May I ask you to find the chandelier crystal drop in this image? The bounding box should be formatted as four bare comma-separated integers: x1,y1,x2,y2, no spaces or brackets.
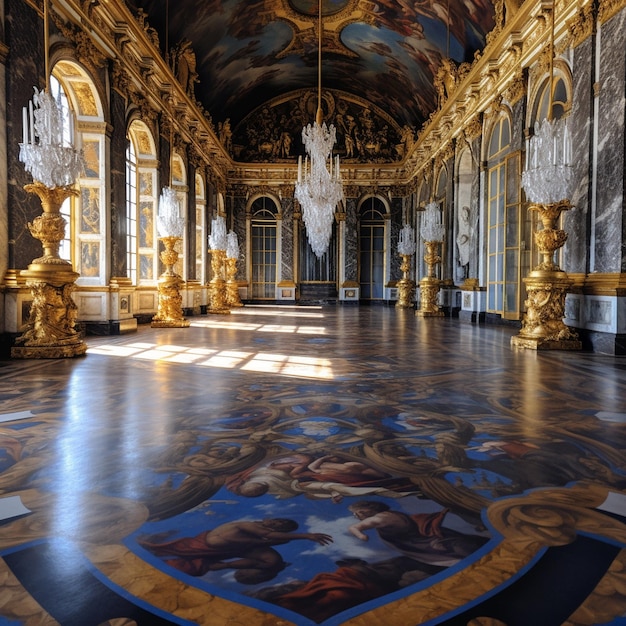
421,201,445,242
19,87,84,189
521,117,574,205
157,186,185,238
293,0,343,259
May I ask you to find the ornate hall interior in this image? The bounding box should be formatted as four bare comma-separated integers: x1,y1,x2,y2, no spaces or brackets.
0,0,626,624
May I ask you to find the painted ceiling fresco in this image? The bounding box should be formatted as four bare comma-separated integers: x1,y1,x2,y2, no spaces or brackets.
128,0,496,161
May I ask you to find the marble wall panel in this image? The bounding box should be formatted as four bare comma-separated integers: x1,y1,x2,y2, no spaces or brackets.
233,196,247,281
595,8,626,273
390,196,402,281
565,37,593,274
344,197,358,283
6,0,45,269
109,89,128,277
280,197,294,283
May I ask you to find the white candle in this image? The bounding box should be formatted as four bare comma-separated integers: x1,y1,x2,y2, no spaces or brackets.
28,101,34,144
22,107,28,144
298,155,302,182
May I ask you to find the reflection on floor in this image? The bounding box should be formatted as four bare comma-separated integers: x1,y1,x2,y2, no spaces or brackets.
1,305,625,626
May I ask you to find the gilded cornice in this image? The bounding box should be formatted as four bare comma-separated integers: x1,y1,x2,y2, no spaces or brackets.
568,1,596,47
599,0,626,24
50,10,107,71
504,71,527,104
463,115,483,141
56,0,229,184
583,272,626,296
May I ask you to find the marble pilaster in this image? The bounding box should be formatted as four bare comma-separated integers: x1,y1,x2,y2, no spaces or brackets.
109,88,128,277
594,8,626,273
232,195,247,282
390,196,402,283
343,197,358,284
564,37,594,273
6,0,44,270
280,196,294,283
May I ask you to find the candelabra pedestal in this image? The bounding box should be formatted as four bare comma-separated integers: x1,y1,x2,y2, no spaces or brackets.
225,257,243,307
511,201,581,350
208,249,230,315
416,240,444,317
396,254,416,308
151,236,190,328
12,182,87,359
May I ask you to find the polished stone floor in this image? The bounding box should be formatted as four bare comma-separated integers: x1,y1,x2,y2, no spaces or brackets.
0,305,625,626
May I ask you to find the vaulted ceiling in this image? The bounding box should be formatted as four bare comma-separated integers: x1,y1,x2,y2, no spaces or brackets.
128,0,496,163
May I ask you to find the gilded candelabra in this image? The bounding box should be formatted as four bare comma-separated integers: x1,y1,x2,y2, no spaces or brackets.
511,201,581,350
208,249,230,314
151,236,190,328
13,86,86,358
225,229,243,307
396,223,416,309
396,254,416,308
12,182,87,358
416,240,445,317
225,257,243,307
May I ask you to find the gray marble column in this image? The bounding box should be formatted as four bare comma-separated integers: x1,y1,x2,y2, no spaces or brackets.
232,195,247,281
390,196,402,281
109,89,128,278
280,196,294,283
594,8,626,273
343,197,358,284
6,0,44,270
564,37,594,273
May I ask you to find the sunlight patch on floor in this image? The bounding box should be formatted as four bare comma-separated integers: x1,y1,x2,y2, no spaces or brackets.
87,343,334,379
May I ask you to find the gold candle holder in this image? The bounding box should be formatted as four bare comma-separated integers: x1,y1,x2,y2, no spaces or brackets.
511,200,580,350
396,253,416,308
208,249,230,314
12,182,87,359
151,236,190,328
416,240,444,317
225,256,244,307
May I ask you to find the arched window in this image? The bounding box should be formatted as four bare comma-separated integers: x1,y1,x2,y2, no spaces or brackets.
486,114,523,319
535,76,569,122
250,196,278,299
126,120,158,285
195,173,206,284
358,196,386,300
51,62,106,286
170,152,187,278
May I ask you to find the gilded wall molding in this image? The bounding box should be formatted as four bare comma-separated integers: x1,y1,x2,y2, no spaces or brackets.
599,0,626,24
584,272,626,296
568,0,596,47
504,70,527,104
463,115,484,142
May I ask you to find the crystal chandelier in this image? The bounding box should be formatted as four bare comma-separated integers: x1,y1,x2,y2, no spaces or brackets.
294,0,343,259
157,186,185,238
520,0,573,205
19,87,84,189
421,201,445,242
209,215,228,251
397,223,416,256
522,118,573,204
